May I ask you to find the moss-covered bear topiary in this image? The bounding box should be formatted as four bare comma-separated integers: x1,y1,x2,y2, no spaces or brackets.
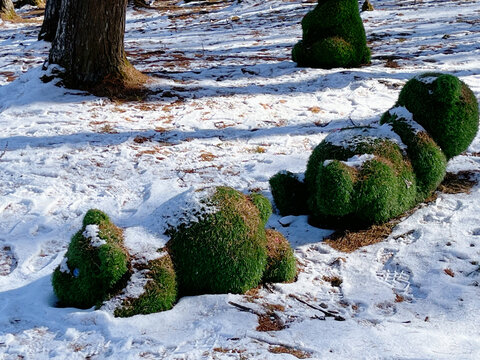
111,253,177,317
52,209,129,308
271,73,479,226
263,229,297,283
167,187,298,296
292,0,370,69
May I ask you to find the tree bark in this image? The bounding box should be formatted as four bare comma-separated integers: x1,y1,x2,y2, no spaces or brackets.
0,0,16,20
49,0,130,87
38,0,61,41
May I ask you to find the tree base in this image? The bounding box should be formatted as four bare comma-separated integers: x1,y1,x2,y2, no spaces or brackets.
88,62,150,100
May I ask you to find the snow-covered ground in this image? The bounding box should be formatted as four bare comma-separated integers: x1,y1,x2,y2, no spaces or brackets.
1,0,480,358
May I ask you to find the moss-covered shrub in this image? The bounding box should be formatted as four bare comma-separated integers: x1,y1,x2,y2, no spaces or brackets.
113,253,177,317
52,209,129,308
263,229,297,283
269,171,308,216
271,73,479,227
292,0,370,69
167,187,269,295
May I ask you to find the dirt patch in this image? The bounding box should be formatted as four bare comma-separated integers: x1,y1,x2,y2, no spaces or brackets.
268,346,312,359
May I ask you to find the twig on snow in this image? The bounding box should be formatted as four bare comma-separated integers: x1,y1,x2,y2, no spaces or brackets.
288,294,346,321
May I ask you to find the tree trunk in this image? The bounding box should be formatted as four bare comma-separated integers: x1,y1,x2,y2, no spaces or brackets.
38,0,61,41
0,0,16,20
49,0,130,87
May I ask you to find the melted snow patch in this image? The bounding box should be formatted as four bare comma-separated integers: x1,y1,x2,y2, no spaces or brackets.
82,225,106,247
325,124,406,150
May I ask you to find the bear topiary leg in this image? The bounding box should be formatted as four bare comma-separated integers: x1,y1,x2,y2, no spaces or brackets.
309,37,355,69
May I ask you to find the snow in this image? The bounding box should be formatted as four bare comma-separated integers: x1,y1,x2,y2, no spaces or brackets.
1,0,480,358
324,123,407,150
82,224,106,247
385,105,426,133
324,154,376,169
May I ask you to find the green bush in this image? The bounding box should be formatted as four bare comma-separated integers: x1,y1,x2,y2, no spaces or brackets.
263,229,297,284
271,73,478,227
114,254,177,317
269,171,308,216
393,73,479,159
306,131,417,225
167,187,268,295
292,0,370,68
52,209,129,308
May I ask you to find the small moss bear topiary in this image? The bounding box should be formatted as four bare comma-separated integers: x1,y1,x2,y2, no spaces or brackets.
112,253,177,318
167,187,298,296
52,209,129,308
263,229,297,283
271,73,479,226
292,0,370,69
167,187,269,295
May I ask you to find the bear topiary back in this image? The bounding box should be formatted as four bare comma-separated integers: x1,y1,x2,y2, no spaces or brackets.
167,187,269,295
292,0,370,68
270,73,479,227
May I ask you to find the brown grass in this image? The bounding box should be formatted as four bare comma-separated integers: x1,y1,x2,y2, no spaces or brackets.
444,268,455,277
325,171,478,252
268,346,311,359
256,312,285,332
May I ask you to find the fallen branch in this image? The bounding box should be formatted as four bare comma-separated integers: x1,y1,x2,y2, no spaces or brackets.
289,294,346,321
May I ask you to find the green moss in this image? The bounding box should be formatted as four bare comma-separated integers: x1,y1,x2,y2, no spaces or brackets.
167,187,268,295
52,209,129,309
314,160,356,217
114,254,177,317
293,0,370,68
269,171,308,216
305,132,417,225
262,229,297,284
394,73,479,159
249,192,272,226
381,108,447,200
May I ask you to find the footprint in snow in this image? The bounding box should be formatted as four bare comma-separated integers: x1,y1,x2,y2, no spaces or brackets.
392,230,421,245
26,240,63,272
375,248,426,301
0,245,18,276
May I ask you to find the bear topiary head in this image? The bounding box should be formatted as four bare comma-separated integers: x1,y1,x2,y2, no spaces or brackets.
392,73,479,159
166,186,268,295
248,192,273,226
52,209,129,308
263,229,297,284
